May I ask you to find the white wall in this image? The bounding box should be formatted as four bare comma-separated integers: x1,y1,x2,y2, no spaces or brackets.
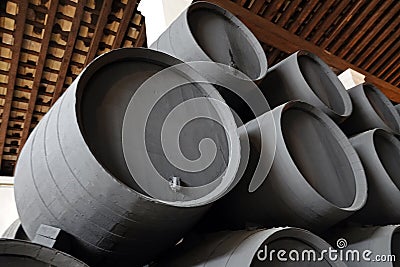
138,0,192,45
0,177,18,235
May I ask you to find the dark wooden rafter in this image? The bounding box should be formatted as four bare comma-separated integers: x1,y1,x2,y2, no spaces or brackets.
112,0,138,49
276,0,301,27
373,43,400,77
20,0,59,149
261,0,285,21
51,0,87,105
338,1,392,58
0,1,29,164
206,0,400,102
300,0,335,39
309,0,349,44
287,0,318,33
361,26,400,70
346,3,400,63
84,0,113,66
320,1,364,49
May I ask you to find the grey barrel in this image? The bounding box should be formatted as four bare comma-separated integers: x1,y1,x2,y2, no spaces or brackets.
328,225,400,267
340,83,400,136
151,1,269,124
157,228,346,266
218,101,367,232
396,104,400,116
259,51,352,123
14,48,241,266
0,238,88,267
349,129,400,225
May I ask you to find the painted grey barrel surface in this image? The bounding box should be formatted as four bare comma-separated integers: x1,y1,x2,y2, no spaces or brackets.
349,129,400,225
0,238,88,267
340,83,400,136
328,225,400,267
1,219,28,240
259,51,352,123
396,104,400,116
218,101,367,232
151,1,269,123
14,48,241,266
157,228,346,266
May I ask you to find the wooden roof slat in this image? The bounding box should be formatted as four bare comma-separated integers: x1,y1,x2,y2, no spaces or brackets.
112,0,138,49
51,0,87,105
371,42,400,76
382,55,400,81
261,0,285,21
20,0,59,149
361,27,400,71
300,0,335,39
309,0,349,44
276,0,301,27
287,0,318,33
84,0,113,66
0,1,28,165
346,4,400,63
338,0,392,58
133,20,146,47
320,1,364,49
249,0,265,15
206,0,400,102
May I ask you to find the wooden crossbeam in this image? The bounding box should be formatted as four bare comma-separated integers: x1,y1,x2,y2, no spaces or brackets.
20,0,59,150
0,1,29,166
51,0,87,106
112,0,138,49
206,0,400,102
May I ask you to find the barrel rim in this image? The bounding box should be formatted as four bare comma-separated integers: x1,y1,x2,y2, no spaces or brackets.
295,50,353,118
362,83,400,133
0,238,88,266
74,47,242,208
277,100,367,211
185,1,268,81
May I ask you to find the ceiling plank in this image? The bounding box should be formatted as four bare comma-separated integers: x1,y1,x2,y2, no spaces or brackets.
361,26,399,71
262,0,285,21
300,0,335,39
346,4,399,63
276,0,301,27
0,1,29,166
309,0,349,44
338,1,392,58
51,0,87,106
249,0,265,14
112,0,138,49
84,0,113,66
287,0,318,33
134,20,146,47
20,0,59,150
320,1,364,49
372,43,400,76
206,0,400,102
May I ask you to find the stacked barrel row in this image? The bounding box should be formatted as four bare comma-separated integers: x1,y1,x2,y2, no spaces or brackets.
3,1,400,266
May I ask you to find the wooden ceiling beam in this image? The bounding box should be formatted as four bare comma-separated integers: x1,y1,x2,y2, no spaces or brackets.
287,0,318,33
112,0,138,49
320,1,364,49
309,1,349,44
205,0,400,102
249,0,265,15
262,0,284,21
347,4,399,63
276,0,301,27
339,1,392,59
20,0,59,149
0,1,28,166
84,0,113,66
300,0,334,39
51,0,86,106
361,26,399,71
373,44,400,76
